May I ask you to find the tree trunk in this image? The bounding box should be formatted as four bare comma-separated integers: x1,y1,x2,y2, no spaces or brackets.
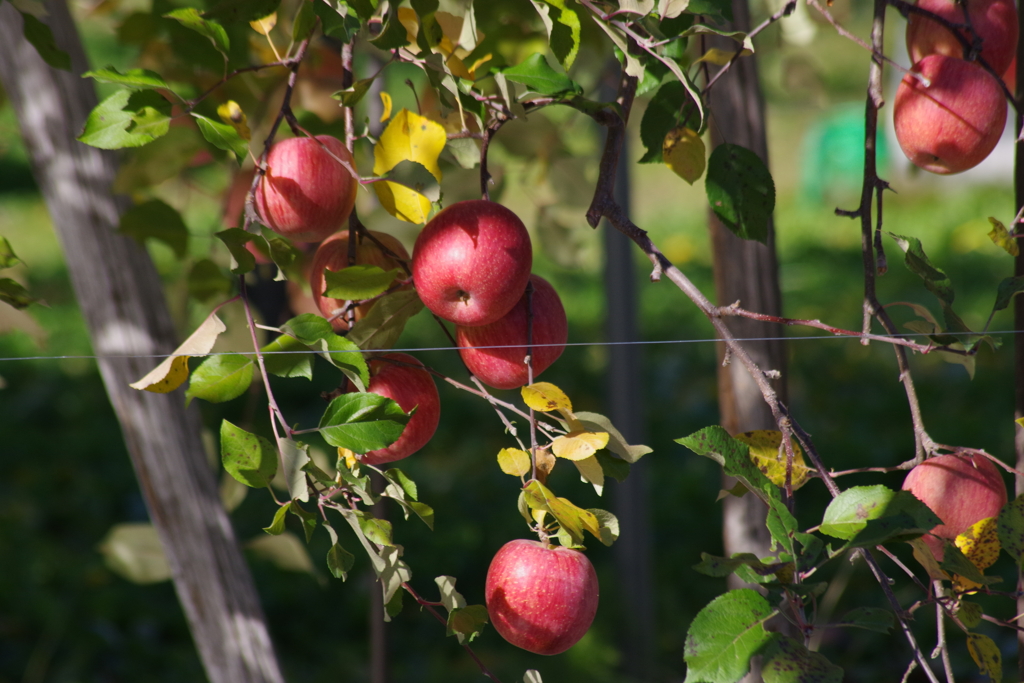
0,5,285,682
706,0,788,588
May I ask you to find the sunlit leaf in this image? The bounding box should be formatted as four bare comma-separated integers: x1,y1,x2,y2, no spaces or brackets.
988,217,1018,256
498,448,531,477
574,455,604,495
953,517,1001,591
373,180,433,224
380,91,393,122
249,12,276,35
185,353,254,404
318,392,411,454
521,382,573,414
130,313,226,392
323,265,400,300
551,430,609,461
163,7,230,57
529,0,580,70
819,485,894,540
373,109,447,184
501,52,581,96
663,126,705,184
220,419,277,488
82,66,169,91
684,589,775,683
0,237,21,269
193,113,249,161
216,100,251,141
576,411,652,463
735,430,812,491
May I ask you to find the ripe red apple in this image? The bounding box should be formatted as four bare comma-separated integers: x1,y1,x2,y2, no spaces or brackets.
893,55,1007,174
355,353,440,466
901,453,1007,561
310,230,411,331
255,135,359,242
906,0,1018,76
412,200,533,327
485,539,599,656
455,274,567,390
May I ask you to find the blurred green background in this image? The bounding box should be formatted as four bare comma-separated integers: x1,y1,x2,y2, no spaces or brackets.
1,1,1020,682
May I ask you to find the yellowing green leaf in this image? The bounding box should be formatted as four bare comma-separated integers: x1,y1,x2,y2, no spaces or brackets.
372,109,446,183
249,12,277,35
521,382,572,413
380,92,393,123
130,313,226,392
498,448,531,477
217,100,251,141
910,538,950,581
988,217,1019,257
967,632,1002,683
552,430,610,461
1016,417,1024,429
663,126,705,185
574,455,604,495
695,47,751,66
735,430,812,490
373,181,432,224
954,517,1001,591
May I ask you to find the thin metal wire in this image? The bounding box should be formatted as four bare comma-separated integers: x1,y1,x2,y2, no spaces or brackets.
0,330,1016,364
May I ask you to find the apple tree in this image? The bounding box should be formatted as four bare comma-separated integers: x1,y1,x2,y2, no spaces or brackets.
3,0,1024,682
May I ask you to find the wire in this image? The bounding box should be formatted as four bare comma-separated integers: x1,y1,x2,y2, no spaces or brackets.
0,330,1011,364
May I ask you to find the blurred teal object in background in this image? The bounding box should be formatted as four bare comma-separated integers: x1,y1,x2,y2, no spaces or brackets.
800,103,890,203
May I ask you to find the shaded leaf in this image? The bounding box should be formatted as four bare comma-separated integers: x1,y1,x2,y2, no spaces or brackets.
19,10,70,70
0,237,21,269
327,541,355,580
220,419,277,488
967,632,1002,683
246,532,316,576
347,289,424,351
833,607,894,634
640,80,699,164
261,333,313,380
998,495,1024,567
692,552,792,580
939,542,1001,587
323,265,400,300
761,635,843,683
706,143,775,244
204,0,282,23
992,276,1024,314
163,8,229,57
98,523,171,584
278,438,310,503
0,279,36,310
677,426,777,504
529,0,580,70
448,605,489,642
263,502,291,535
119,198,189,259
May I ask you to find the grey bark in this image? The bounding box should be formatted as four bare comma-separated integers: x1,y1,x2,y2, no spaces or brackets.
705,0,788,585
0,4,285,682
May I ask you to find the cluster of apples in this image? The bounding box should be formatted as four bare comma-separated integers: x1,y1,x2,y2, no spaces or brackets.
253,135,591,656
893,0,1017,174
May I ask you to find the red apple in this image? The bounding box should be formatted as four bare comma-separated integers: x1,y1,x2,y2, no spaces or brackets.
412,200,533,327
893,55,1007,174
906,0,1018,76
901,453,1007,561
455,274,567,390
1004,56,1016,93
255,135,359,242
485,539,599,656
310,230,411,331
356,353,440,466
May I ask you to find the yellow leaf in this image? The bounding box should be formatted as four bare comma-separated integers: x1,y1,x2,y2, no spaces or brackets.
130,313,226,392
521,381,573,413
217,100,251,141
338,447,358,472
373,180,432,224
967,633,1002,683
250,13,277,35
373,109,446,183
735,430,813,490
379,92,393,123
574,455,604,495
397,7,420,48
988,217,1019,257
1017,417,1024,429
909,538,950,581
663,127,705,185
497,448,531,477
695,47,752,66
552,431,610,461
954,517,1001,591
535,447,556,483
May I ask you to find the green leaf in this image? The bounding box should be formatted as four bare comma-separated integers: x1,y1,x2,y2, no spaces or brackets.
318,393,411,454
987,217,1018,256
997,495,1024,567
261,334,313,380
761,636,843,683
502,53,581,96
327,542,355,580
832,607,894,634
684,589,775,683
333,78,374,107
19,11,70,70
383,468,418,501
278,318,368,388
371,5,409,50
0,237,21,269
448,605,489,642
82,66,170,91
529,0,581,71
323,265,400,300
163,8,229,57
687,0,733,21
220,419,277,488
845,491,941,549
355,511,394,546
78,89,171,149
706,143,775,244
264,502,291,535
185,353,254,404
313,1,360,41
280,313,334,343
766,496,797,558
204,0,282,23
676,426,777,504
346,0,379,21
522,480,601,547
188,259,233,302
940,542,1002,586
692,552,792,580
589,507,620,546
640,81,698,163
119,199,190,259
595,450,630,482
959,601,983,629
113,127,205,193
215,228,257,274
890,233,953,305
292,0,316,40
992,276,1024,314
347,289,424,351
192,114,249,161
820,485,896,540
0,278,37,309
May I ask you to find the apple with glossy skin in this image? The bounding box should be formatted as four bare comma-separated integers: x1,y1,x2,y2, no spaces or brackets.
355,353,440,467
893,54,1007,174
255,135,359,242
485,539,599,656
455,274,567,390
901,453,1007,560
412,200,533,327
906,0,1018,76
310,230,410,331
